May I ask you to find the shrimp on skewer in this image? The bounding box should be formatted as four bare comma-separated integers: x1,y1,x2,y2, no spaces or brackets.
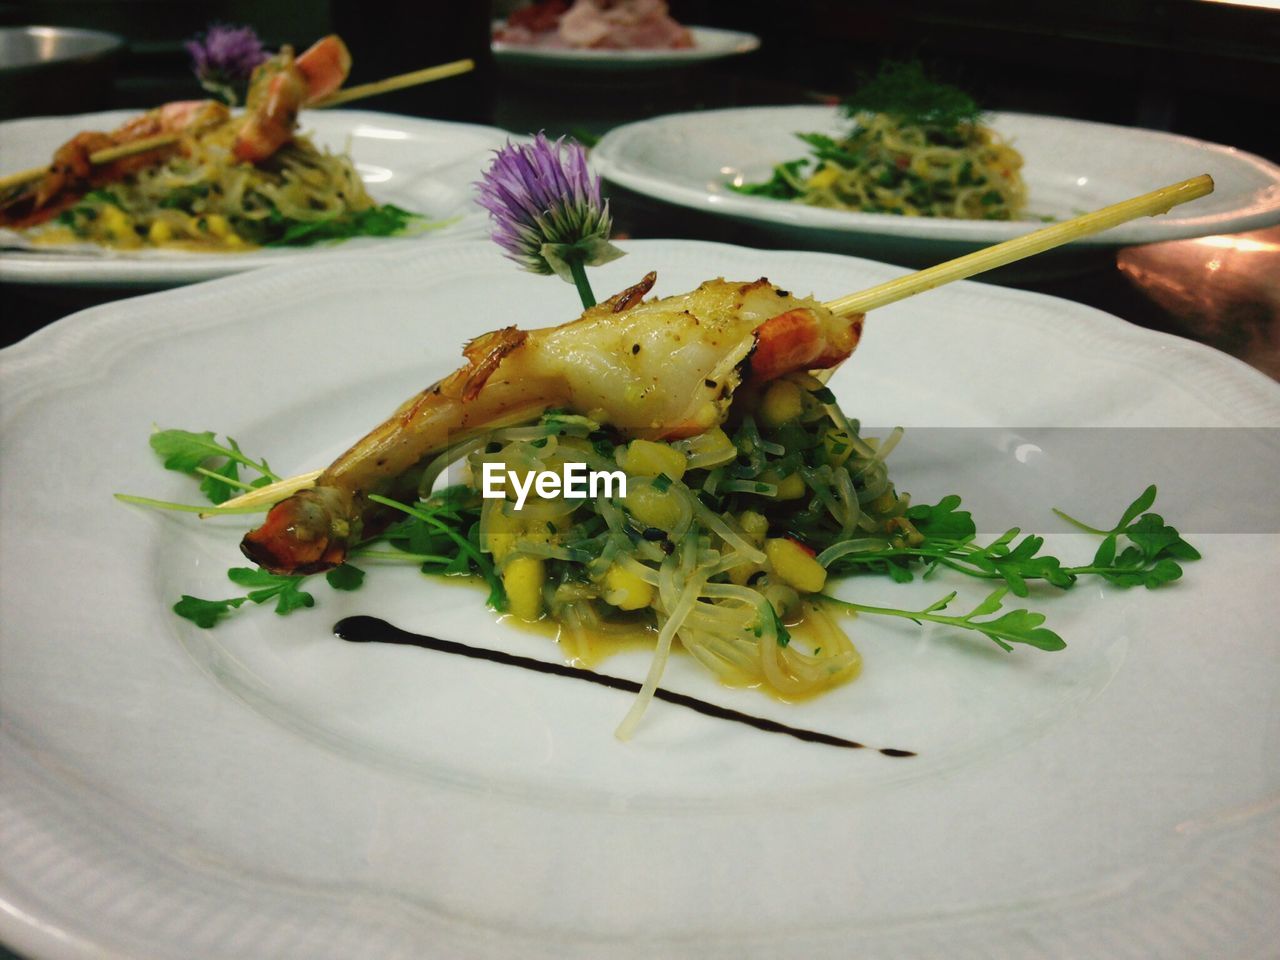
0,100,230,227
0,34,351,227
233,34,351,163
241,275,864,575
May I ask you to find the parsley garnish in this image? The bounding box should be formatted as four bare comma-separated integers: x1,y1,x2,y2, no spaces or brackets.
263,204,424,247
841,61,982,131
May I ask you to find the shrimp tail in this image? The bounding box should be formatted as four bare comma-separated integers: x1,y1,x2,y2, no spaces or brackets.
240,486,353,575
295,34,352,101
749,308,863,380
233,35,352,164
240,326,533,574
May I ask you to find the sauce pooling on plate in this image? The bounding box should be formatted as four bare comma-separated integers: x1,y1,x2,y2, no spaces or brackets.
334,615,915,757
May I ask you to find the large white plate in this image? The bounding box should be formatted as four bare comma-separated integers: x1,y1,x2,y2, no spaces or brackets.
0,109,513,287
492,25,759,69
2,239,1278,959
593,106,1280,266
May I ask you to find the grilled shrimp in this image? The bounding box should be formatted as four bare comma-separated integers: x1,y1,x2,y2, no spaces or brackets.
1,34,350,227
0,100,230,227
233,34,351,163
242,275,863,574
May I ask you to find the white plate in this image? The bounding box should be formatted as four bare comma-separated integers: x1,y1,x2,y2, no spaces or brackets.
593,106,1280,266
492,25,759,69
2,239,1278,960
0,109,514,287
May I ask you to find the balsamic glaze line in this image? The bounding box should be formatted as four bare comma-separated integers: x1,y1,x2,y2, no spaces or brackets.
334,616,916,757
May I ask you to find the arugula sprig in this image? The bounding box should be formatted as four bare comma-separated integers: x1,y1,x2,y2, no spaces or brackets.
149,428,279,505
823,587,1065,652
261,204,440,247
1053,484,1201,588
370,490,507,611
826,486,1198,595
173,564,365,628
825,496,1072,594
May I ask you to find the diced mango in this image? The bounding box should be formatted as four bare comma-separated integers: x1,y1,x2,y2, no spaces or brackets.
765,538,827,594
625,483,683,531
602,564,653,611
502,556,545,621
807,165,840,190
775,473,806,500
738,510,768,544
204,214,232,238
147,220,172,244
761,380,804,427
622,439,687,481
100,204,131,238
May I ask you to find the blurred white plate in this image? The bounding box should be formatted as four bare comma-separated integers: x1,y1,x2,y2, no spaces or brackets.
492,25,759,69
2,239,1277,959
593,106,1280,267
0,109,512,287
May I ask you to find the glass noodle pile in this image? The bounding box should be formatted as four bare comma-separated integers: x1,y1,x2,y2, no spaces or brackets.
402,373,906,736
733,62,1028,221
41,126,411,250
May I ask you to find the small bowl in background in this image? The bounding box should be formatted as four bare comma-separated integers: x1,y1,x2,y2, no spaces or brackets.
0,26,124,120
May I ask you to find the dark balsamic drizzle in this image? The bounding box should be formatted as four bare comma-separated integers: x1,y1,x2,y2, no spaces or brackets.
334,616,916,757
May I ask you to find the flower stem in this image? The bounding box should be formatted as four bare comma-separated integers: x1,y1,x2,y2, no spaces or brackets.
567,254,596,309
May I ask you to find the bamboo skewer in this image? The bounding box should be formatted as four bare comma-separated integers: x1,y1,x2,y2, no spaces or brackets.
201,470,322,517
309,58,474,108
0,58,476,195
822,174,1214,318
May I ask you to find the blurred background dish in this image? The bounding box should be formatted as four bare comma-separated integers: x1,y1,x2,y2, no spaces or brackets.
492,24,759,68
0,109,515,287
0,25,123,119
593,106,1280,277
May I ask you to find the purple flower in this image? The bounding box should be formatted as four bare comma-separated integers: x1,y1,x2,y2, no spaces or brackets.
476,134,623,301
185,24,270,106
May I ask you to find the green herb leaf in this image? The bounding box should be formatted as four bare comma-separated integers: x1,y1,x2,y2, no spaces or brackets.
841,61,982,130
227,567,314,615
263,204,424,247
822,588,1065,653
173,594,246,628
198,458,241,505
150,429,224,473
325,563,366,591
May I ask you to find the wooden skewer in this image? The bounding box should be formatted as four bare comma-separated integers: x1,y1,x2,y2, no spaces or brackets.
309,57,474,108
202,469,322,516
822,174,1214,317
0,57,476,195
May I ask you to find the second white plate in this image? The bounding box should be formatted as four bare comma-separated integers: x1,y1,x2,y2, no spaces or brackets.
593,106,1280,266
0,109,515,287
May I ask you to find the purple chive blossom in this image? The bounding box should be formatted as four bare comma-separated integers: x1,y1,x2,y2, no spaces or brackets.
185,24,270,106
476,134,623,306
